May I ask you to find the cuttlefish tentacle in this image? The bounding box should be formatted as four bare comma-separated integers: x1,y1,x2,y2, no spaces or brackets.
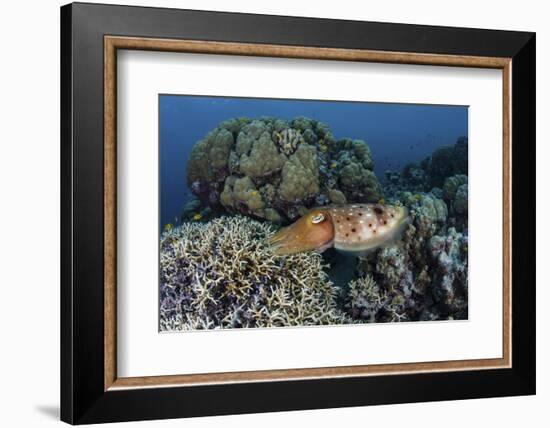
270,204,409,256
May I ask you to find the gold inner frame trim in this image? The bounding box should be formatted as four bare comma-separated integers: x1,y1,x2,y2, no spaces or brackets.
104,35,512,391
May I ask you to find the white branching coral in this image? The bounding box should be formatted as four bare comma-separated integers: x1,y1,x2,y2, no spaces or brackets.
160,216,348,330
345,274,408,323
345,275,386,322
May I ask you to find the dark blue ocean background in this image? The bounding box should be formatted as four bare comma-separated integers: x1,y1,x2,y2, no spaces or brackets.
160,95,467,228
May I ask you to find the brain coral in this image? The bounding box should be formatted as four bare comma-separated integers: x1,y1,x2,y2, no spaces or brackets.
186,116,382,223
159,215,349,330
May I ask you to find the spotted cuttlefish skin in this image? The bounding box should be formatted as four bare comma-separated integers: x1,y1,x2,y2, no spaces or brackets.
269,204,409,256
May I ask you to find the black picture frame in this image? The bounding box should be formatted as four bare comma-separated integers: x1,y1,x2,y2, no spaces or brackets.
61,2,535,424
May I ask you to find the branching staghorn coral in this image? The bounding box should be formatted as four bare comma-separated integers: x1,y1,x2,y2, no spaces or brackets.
160,215,349,330
344,274,408,323
345,275,386,323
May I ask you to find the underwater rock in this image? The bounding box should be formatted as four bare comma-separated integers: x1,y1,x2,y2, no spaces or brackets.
159,216,349,330
186,116,382,223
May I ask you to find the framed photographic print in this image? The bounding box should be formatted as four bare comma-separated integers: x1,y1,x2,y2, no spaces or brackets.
60,2,536,424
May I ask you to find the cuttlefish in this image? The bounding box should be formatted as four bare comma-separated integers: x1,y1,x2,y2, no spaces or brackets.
269,204,409,256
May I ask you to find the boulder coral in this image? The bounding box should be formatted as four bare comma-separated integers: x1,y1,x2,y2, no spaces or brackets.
443,174,468,202
186,116,382,223
278,144,320,202
239,131,287,177
160,215,350,330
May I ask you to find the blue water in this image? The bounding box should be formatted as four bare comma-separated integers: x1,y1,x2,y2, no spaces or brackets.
160,95,468,228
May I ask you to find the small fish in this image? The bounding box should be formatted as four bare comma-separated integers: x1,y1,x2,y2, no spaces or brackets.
250,190,258,196
378,198,385,205
330,162,337,169
193,213,202,221
164,223,174,232
269,203,409,256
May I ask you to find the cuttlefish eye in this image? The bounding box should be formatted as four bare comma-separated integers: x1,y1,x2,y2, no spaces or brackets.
311,213,325,224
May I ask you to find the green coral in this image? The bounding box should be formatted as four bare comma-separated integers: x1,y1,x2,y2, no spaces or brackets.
453,183,468,215
279,144,320,202
220,176,265,215
331,138,381,202
186,127,234,184
219,117,250,134
242,119,268,139
328,188,347,204
235,131,254,156
425,137,468,187
339,164,382,201
336,138,374,170
239,131,286,177
290,116,315,132
187,116,382,223
443,174,468,201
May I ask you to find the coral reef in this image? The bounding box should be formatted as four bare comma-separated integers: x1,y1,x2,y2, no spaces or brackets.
349,180,468,320
345,274,408,323
273,128,304,155
278,144,320,202
428,227,468,318
160,215,349,330
383,137,468,194
174,117,470,326
186,116,382,223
